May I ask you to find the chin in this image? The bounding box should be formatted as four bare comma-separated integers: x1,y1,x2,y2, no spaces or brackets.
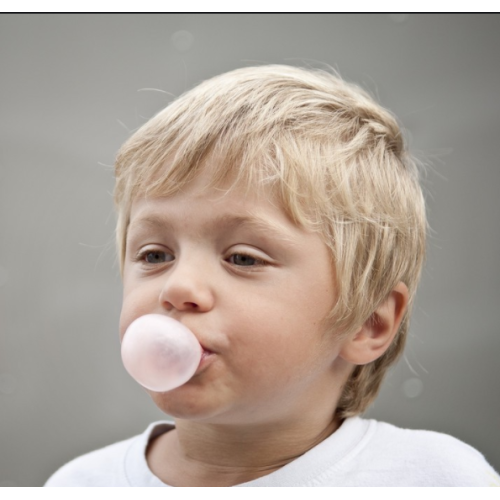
146,381,231,423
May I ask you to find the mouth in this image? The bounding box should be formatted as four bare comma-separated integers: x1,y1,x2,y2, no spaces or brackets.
200,345,214,361
196,345,215,374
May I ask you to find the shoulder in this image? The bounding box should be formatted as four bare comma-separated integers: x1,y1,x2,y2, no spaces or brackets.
45,435,136,487
45,421,173,487
358,419,500,486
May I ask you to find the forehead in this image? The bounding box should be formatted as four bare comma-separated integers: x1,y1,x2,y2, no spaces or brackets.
131,157,287,217
127,170,296,240
123,155,323,250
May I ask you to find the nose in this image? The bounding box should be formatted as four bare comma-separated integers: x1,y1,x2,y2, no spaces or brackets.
158,255,215,313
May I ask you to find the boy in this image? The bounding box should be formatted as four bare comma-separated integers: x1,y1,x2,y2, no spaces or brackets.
46,65,499,486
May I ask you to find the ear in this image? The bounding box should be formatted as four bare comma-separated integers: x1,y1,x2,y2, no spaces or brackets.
339,282,409,366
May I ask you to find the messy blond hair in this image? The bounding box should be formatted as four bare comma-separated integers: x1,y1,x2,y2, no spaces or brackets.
114,65,427,418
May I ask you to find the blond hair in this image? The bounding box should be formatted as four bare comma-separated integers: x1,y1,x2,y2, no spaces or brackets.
114,65,427,418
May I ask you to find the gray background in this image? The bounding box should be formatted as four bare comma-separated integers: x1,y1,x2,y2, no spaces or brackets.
1,14,499,487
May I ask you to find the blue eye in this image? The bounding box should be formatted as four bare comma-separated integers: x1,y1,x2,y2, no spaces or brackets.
229,253,260,266
143,251,173,264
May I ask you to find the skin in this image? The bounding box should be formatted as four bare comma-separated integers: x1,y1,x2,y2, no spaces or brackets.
120,168,409,486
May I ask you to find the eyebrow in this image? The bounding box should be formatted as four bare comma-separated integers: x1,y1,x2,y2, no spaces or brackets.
127,212,296,243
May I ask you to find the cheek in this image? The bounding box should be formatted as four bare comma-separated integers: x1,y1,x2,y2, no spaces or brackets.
271,275,335,336
119,303,133,342
119,283,156,341
119,309,132,342
230,308,317,371
255,286,336,364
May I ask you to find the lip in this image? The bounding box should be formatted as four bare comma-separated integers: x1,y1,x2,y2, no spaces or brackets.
195,347,215,375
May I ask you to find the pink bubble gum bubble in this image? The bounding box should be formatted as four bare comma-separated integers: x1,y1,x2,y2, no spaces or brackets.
121,314,202,392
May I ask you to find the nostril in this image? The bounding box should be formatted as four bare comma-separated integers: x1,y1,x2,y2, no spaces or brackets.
159,281,214,312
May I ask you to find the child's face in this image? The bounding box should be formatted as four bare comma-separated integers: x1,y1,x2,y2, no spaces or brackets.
120,167,349,426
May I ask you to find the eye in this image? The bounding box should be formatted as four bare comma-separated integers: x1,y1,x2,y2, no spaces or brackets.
228,253,265,267
137,249,174,264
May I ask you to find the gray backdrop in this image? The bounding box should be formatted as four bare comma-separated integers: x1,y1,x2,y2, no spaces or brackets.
1,14,499,487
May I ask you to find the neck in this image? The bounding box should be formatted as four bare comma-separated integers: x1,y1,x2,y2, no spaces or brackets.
147,416,341,487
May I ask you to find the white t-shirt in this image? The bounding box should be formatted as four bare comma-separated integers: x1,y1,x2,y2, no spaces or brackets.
45,417,500,487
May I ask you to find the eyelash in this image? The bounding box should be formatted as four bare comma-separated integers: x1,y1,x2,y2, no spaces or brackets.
134,249,173,265
226,252,267,268
134,249,268,269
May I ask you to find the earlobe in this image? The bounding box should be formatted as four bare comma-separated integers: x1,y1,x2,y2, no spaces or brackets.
340,282,409,366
